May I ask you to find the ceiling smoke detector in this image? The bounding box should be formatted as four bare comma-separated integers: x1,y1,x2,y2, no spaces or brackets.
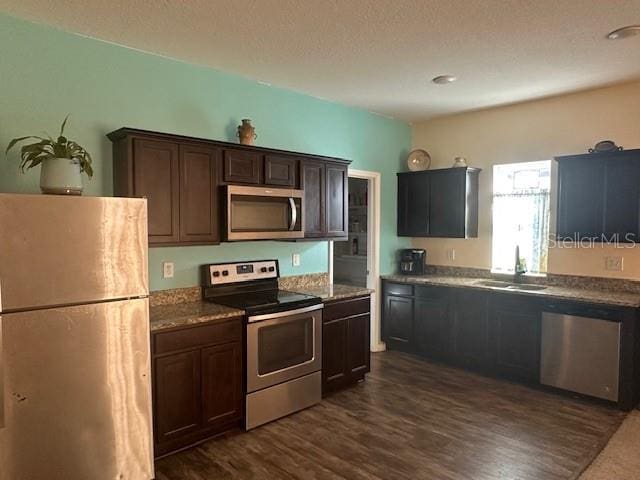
432,75,457,85
606,25,640,40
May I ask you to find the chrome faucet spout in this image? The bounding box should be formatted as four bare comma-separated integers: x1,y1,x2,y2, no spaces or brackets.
514,245,527,282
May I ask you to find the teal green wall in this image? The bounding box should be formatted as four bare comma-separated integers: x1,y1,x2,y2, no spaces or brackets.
0,14,410,290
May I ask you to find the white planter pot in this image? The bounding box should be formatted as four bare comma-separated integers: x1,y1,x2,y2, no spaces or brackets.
40,158,83,195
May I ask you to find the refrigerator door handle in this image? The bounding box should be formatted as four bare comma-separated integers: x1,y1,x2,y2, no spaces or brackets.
0,280,4,429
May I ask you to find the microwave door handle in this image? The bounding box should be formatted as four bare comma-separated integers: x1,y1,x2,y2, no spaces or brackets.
289,197,297,231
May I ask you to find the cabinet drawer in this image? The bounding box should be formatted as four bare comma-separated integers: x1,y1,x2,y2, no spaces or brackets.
153,319,242,355
384,282,413,297
415,285,450,300
324,296,370,322
223,149,262,184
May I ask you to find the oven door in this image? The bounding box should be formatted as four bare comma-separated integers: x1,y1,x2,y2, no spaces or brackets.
246,304,322,393
225,185,304,241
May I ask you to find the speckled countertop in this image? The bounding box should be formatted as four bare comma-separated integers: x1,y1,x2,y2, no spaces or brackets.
149,302,244,332
149,283,372,332
289,283,373,302
382,274,640,308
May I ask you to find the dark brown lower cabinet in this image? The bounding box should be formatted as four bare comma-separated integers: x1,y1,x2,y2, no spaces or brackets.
413,287,451,360
451,290,490,369
322,296,371,395
382,294,413,351
152,318,243,457
488,294,541,381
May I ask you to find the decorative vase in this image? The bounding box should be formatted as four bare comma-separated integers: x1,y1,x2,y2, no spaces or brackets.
40,158,83,195
452,156,468,168
237,119,257,145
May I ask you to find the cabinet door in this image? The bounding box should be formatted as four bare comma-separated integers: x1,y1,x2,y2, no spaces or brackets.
347,313,370,377
429,169,465,237
301,160,325,238
397,173,429,236
451,290,489,368
383,295,413,351
603,157,640,242
557,157,605,239
179,145,220,244
322,317,349,393
489,296,541,381
265,155,298,187
326,163,348,237
132,139,180,244
201,342,243,428
154,351,201,444
223,149,262,184
414,288,451,359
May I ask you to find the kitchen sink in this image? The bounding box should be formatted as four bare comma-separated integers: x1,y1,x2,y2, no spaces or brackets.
475,280,547,291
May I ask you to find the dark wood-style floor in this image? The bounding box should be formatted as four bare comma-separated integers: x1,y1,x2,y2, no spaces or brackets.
155,351,626,480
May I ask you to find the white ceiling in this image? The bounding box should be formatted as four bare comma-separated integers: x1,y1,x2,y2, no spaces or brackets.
2,0,640,122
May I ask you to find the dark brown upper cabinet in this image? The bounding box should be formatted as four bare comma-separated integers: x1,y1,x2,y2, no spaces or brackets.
265,155,298,187
108,128,351,244
556,149,640,242
397,167,480,238
301,160,325,238
179,145,220,244
110,134,219,246
301,160,348,240
223,149,263,184
129,138,180,244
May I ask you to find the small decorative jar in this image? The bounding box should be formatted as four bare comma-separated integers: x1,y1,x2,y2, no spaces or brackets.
237,119,257,145
452,156,468,168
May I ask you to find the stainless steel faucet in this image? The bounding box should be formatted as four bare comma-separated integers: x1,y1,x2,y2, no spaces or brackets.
514,245,527,282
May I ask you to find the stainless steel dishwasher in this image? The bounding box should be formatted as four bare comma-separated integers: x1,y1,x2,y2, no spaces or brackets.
540,303,621,402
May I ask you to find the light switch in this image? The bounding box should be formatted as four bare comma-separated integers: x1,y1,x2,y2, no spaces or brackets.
447,249,456,261
292,253,301,267
163,262,175,279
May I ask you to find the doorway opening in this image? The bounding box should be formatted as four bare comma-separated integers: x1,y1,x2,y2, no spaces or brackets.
329,169,384,352
334,177,368,286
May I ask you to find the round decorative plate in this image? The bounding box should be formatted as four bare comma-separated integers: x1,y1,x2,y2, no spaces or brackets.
407,149,431,171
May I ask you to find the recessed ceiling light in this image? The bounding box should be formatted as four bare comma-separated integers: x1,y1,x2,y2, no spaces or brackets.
606,25,640,40
432,75,457,85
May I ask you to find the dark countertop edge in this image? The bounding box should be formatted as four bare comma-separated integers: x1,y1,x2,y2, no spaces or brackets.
381,275,640,309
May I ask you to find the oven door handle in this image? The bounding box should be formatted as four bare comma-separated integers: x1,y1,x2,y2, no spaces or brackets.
248,303,323,323
288,197,297,231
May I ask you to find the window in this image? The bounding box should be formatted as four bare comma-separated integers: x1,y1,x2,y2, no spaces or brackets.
492,161,551,274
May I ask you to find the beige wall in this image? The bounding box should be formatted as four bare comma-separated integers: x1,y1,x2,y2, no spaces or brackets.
411,80,640,279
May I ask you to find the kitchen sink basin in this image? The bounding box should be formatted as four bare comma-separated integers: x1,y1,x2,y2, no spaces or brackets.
475,280,547,291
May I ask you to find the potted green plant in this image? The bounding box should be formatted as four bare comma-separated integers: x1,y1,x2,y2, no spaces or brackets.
6,116,93,195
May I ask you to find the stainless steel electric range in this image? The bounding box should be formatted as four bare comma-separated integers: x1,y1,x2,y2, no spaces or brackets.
202,260,323,430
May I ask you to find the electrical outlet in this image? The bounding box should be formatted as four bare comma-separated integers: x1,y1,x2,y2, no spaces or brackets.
447,249,456,262
163,262,175,279
605,256,623,272
292,253,301,267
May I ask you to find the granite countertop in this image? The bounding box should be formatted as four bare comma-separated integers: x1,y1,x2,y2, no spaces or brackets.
149,283,371,332
290,283,373,302
382,274,640,308
150,302,244,332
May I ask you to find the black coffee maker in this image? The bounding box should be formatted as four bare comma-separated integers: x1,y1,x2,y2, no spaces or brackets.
399,249,426,275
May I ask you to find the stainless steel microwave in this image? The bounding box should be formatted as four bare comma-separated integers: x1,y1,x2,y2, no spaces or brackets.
224,185,304,241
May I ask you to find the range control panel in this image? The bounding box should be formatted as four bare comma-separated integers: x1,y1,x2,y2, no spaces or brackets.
205,260,279,286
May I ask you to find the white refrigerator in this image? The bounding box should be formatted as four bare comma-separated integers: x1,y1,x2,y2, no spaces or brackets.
0,194,154,480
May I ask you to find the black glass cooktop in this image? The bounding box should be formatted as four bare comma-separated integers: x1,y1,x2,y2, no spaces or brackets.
207,289,321,316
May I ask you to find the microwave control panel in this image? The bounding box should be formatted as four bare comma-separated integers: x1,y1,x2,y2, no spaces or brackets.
205,260,279,286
